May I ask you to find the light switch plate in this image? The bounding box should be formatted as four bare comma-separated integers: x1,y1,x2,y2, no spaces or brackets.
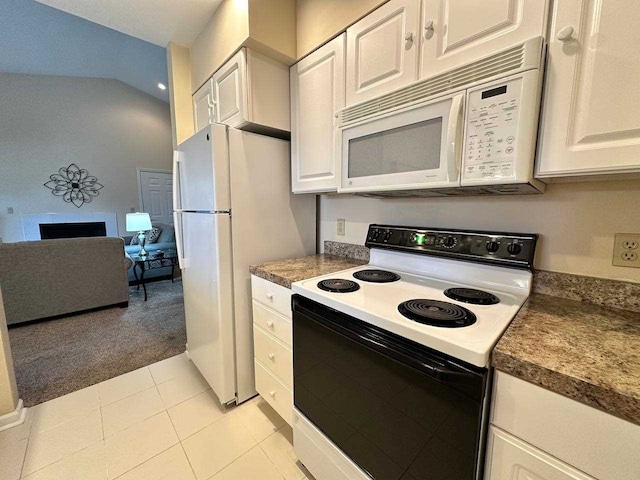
612,233,640,267
337,218,345,236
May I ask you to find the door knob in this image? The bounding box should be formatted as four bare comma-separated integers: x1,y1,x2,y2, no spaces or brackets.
268,353,275,360
424,20,434,32
557,26,574,42
405,32,414,43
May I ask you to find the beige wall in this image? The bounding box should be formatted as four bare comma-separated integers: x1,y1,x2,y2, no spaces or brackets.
296,0,388,58
320,179,640,283
167,43,195,148
248,0,296,63
0,73,173,242
0,289,18,416
190,0,250,92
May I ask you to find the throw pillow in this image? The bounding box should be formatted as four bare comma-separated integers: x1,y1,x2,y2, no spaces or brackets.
146,226,162,244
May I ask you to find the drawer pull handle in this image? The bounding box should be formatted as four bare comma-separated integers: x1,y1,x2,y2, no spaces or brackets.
266,293,274,301
266,320,274,328
268,353,275,360
269,390,276,397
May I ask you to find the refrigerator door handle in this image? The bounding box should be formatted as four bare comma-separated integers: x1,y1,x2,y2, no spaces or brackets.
173,211,185,270
172,151,181,211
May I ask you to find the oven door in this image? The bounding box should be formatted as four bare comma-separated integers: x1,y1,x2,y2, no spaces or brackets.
293,294,489,480
339,92,464,193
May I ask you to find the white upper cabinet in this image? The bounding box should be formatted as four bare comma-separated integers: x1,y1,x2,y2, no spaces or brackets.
291,34,346,193
536,0,640,178
193,79,215,133
346,0,421,106
212,49,247,129
193,48,290,135
419,0,548,79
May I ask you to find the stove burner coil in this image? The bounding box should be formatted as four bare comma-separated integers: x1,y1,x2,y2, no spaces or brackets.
317,279,361,293
352,269,401,283
398,299,476,327
444,288,500,305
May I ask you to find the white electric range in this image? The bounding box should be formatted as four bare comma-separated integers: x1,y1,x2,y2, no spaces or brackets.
290,224,538,480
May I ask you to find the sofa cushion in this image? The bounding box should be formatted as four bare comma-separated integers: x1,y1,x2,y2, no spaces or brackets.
146,226,162,244
157,223,175,243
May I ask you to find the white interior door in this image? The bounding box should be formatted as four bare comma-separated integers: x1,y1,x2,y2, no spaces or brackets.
138,170,173,225
181,211,236,404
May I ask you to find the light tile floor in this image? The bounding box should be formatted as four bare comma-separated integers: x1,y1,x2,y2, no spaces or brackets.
0,353,314,480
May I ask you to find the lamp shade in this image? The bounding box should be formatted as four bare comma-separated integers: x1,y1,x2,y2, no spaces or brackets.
126,212,152,232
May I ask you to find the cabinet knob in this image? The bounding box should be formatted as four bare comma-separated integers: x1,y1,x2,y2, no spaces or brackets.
268,353,275,360
266,293,274,301
405,32,414,44
269,390,276,397
424,20,434,32
557,26,575,42
266,320,274,328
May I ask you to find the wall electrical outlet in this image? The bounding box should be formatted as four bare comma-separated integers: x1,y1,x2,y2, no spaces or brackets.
337,218,346,236
612,233,640,268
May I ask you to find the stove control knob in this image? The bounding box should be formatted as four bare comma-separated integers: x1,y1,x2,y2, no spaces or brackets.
507,243,522,255
383,230,393,241
371,229,381,240
443,236,456,248
486,241,499,253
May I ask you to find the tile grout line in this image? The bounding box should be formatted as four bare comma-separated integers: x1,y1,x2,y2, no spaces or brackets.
165,410,198,480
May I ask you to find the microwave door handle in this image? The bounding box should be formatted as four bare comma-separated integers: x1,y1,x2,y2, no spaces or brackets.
445,93,465,182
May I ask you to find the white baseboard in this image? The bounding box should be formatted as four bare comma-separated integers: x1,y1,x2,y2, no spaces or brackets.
0,399,27,432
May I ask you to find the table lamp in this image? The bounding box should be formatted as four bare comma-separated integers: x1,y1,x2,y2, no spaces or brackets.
126,212,152,256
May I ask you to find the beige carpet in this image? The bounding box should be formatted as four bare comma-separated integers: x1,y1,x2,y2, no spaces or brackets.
9,279,186,407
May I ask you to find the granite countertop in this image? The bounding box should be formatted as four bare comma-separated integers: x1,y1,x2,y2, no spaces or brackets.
493,293,640,425
250,254,367,289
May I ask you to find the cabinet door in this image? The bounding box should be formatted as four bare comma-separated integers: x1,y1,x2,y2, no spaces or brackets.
212,49,248,128
536,0,640,177
346,0,420,106
485,427,596,480
291,34,345,193
193,80,214,133
420,1,547,79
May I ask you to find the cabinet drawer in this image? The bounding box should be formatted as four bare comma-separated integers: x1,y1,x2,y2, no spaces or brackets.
251,275,292,318
253,325,292,387
252,301,292,347
255,360,293,426
485,426,595,480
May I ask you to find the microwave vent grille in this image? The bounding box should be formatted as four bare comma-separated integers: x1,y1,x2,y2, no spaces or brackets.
354,183,543,198
341,42,530,126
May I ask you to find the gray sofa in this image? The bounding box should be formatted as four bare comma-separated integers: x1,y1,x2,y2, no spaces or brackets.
125,223,177,283
0,237,130,326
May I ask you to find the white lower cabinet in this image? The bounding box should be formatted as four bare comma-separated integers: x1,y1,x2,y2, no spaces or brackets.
485,427,595,480
251,275,293,426
488,372,640,480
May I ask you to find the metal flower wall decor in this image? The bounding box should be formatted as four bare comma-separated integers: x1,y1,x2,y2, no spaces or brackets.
44,163,104,208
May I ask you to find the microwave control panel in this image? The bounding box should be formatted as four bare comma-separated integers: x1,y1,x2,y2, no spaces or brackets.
462,77,524,182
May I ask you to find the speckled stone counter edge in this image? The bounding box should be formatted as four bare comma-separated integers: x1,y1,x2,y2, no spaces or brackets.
324,241,370,262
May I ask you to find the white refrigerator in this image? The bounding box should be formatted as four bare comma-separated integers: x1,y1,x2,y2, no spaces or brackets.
173,124,315,405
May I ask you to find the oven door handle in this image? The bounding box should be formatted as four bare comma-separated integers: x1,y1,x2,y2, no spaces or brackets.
294,299,483,386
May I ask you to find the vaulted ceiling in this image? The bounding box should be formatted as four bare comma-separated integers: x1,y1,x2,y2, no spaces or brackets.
34,0,224,47
1,0,172,101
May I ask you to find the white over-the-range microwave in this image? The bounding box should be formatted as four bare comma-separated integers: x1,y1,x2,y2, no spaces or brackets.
337,37,546,197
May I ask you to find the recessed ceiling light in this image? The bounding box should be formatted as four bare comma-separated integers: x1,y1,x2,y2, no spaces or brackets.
157,83,167,90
